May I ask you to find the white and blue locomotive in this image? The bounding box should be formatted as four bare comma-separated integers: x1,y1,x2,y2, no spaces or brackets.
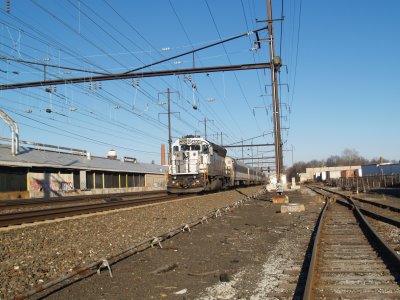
167,136,265,193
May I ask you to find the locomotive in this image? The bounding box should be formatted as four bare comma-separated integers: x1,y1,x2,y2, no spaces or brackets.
167,135,265,193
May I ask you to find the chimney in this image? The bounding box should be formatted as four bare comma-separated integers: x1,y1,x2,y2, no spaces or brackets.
161,144,166,165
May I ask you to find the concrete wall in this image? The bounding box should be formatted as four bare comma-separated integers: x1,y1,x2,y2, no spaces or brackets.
28,172,74,198
0,191,30,200
145,173,167,188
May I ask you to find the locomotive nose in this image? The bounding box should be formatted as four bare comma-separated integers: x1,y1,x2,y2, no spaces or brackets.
181,178,189,188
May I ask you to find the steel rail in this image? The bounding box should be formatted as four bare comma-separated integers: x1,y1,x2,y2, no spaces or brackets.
0,194,180,227
0,190,167,209
315,186,400,227
303,186,400,299
352,195,400,213
357,206,400,228
345,196,400,269
302,189,330,300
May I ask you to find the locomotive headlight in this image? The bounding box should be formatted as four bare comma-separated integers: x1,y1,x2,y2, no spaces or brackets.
173,176,177,179
193,175,196,179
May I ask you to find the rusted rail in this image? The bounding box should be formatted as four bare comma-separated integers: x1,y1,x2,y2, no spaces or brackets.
0,194,181,227
303,187,400,299
0,190,167,209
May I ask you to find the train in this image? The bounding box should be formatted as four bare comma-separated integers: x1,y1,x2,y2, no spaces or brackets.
167,135,265,193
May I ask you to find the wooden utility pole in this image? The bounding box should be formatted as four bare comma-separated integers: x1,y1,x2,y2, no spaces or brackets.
267,0,283,183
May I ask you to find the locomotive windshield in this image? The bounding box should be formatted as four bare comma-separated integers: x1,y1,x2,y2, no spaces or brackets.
181,145,201,151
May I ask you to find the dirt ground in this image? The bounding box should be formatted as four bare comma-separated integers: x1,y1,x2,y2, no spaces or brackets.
37,188,324,300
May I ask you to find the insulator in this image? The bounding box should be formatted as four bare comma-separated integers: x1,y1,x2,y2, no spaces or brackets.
6,0,10,13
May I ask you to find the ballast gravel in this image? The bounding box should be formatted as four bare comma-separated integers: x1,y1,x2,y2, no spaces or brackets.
0,186,263,299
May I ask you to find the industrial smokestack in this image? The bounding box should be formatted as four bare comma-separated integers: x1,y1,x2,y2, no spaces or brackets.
161,144,166,165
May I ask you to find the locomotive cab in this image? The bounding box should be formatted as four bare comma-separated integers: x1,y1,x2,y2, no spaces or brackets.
167,136,225,193
167,135,263,194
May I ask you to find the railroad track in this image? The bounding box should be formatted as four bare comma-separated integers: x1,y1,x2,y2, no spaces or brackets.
351,196,400,226
311,186,400,226
0,190,167,210
0,194,182,227
304,187,400,299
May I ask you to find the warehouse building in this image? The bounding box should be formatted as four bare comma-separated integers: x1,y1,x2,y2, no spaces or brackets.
299,166,361,182
0,144,167,200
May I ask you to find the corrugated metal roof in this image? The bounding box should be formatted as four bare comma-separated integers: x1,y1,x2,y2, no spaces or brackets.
0,145,167,174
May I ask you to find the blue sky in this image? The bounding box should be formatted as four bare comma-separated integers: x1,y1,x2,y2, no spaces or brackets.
0,0,399,169
290,0,400,164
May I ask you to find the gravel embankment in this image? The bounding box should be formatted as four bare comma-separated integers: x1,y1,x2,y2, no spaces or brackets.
0,186,263,299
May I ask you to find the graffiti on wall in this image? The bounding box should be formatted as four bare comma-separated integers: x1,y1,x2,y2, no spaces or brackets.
29,178,58,192
28,173,74,193
61,181,74,191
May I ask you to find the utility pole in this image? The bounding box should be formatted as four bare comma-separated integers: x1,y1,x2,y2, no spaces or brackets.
267,0,283,183
199,118,214,140
241,139,244,159
216,132,225,145
158,89,179,166
203,117,207,139
167,88,172,166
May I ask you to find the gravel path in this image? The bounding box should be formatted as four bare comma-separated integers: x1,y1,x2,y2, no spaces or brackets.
0,186,263,299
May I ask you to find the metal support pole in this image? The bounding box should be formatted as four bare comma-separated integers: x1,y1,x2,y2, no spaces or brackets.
199,118,213,140
241,139,244,159
267,0,283,183
204,117,207,139
167,88,172,166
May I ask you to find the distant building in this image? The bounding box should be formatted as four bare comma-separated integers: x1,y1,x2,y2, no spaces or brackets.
0,144,167,200
362,163,400,176
303,166,361,182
